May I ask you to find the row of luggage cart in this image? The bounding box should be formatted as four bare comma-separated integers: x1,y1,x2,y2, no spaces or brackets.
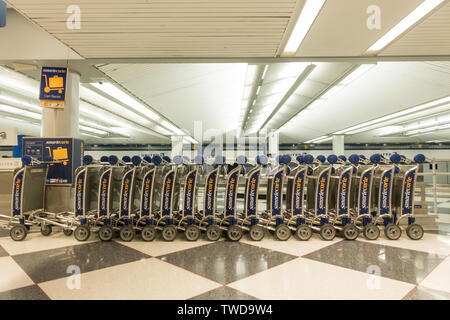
0,151,427,242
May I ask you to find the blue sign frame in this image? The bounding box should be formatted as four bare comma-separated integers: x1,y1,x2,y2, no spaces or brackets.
39,67,68,103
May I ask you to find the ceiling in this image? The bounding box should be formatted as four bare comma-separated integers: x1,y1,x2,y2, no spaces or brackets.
0,0,449,147
5,0,304,58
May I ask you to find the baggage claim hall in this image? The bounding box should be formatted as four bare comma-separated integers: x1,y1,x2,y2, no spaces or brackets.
0,0,449,301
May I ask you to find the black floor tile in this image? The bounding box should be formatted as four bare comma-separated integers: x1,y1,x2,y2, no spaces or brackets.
13,241,151,283
303,240,446,285
0,246,8,257
0,285,49,300
404,286,450,300
190,286,257,300
158,241,297,284
0,230,10,238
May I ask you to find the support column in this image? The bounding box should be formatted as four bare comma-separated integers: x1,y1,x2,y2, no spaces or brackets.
268,130,279,157
332,135,345,155
41,71,80,137
171,135,184,158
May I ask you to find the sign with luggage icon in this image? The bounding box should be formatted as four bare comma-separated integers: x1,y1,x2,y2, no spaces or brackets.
39,67,68,109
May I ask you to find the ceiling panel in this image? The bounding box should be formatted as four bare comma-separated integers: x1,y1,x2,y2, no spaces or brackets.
295,0,423,56
98,63,248,138
7,0,304,58
280,61,450,143
381,1,450,56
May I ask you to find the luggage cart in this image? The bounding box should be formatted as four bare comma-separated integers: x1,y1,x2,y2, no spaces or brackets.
304,155,336,240
374,153,426,240
238,155,269,241
107,156,141,242
175,155,204,241
155,155,189,241
327,155,360,240
198,155,225,241
129,156,159,242
71,155,115,241
219,155,246,241
285,154,315,240
0,156,50,241
349,154,381,240
254,155,292,241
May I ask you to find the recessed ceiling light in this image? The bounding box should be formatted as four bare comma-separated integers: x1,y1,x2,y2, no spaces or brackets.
283,0,326,55
366,0,444,53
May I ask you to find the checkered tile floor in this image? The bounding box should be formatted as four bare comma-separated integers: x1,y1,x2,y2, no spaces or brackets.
0,230,449,300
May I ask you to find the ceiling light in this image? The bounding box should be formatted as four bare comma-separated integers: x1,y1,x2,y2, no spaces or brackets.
366,0,444,53
0,67,38,96
304,135,330,143
261,65,269,80
79,125,107,136
91,82,160,121
81,133,102,139
160,120,184,135
340,64,376,85
283,0,326,55
0,103,41,119
334,96,450,135
183,136,198,144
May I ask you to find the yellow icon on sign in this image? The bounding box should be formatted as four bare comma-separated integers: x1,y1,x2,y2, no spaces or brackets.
43,74,64,94
46,147,69,165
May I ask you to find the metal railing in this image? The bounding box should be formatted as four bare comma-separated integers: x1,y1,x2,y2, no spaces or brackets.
417,158,450,215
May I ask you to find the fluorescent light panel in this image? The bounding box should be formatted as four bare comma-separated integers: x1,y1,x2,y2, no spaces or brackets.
284,0,326,54
366,0,444,53
304,135,329,143
91,83,160,121
334,96,450,135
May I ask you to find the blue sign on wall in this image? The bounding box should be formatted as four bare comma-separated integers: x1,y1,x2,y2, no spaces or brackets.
39,67,68,108
0,1,6,28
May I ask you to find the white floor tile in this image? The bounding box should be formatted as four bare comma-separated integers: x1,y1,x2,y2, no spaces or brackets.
115,236,218,257
39,258,221,300
0,257,34,292
358,233,450,256
228,258,414,300
241,235,343,257
420,257,450,293
0,232,97,256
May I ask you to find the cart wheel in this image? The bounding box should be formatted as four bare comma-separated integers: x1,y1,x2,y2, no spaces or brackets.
185,225,200,241
249,225,265,241
162,225,177,241
10,225,27,241
206,225,221,241
141,225,157,242
74,225,90,241
342,223,358,240
295,225,312,241
119,225,135,242
384,223,402,240
320,224,336,241
406,223,424,240
363,223,380,240
63,229,73,236
40,224,52,236
98,225,114,241
275,224,291,241
227,225,243,241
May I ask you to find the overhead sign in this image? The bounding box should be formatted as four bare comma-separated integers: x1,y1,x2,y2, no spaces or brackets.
0,1,6,28
39,67,68,109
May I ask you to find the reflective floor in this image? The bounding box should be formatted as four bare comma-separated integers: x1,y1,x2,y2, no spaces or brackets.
0,228,449,300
